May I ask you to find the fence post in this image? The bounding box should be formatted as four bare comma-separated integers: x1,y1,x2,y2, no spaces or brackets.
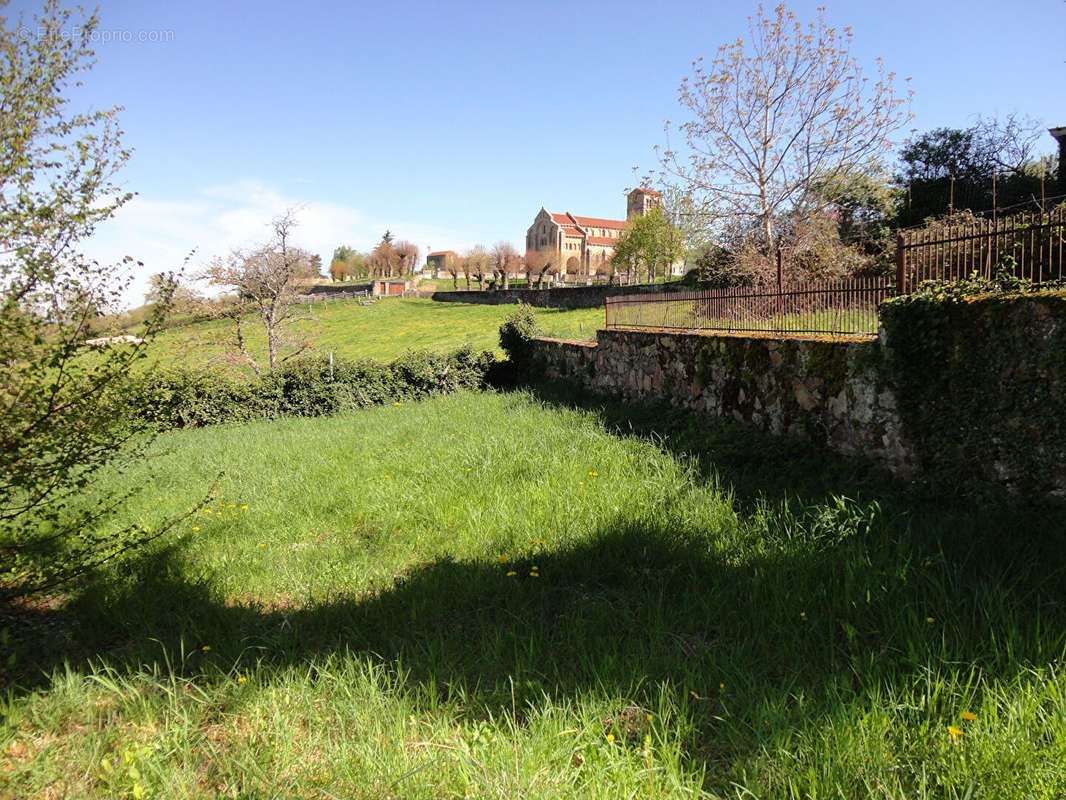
895,233,906,294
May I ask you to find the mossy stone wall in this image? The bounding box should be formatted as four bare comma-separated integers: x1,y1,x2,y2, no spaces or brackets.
530,292,1066,496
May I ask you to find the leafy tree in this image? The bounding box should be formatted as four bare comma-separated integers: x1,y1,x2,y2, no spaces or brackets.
610,207,685,282
897,115,1056,225
203,210,313,374
381,230,394,245
1,3,180,597
658,3,910,252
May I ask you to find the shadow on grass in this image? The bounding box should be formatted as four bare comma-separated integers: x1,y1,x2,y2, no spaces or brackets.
4,391,1066,789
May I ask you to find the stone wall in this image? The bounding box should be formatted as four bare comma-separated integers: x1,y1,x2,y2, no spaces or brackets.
528,291,1066,495
529,330,915,474
431,281,697,310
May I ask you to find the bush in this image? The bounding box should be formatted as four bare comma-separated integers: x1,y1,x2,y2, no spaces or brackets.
131,346,498,429
498,304,542,371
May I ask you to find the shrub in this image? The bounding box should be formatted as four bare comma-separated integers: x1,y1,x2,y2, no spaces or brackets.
498,304,542,370
131,346,498,429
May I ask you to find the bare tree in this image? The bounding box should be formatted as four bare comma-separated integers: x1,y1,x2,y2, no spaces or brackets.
658,3,910,252
394,240,420,275
203,210,312,373
367,240,402,278
491,242,519,290
525,249,558,290
464,246,491,290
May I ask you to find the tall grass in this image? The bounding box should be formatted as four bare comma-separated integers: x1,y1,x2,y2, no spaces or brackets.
2,391,1064,798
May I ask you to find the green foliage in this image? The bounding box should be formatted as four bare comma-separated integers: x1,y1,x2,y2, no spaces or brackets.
610,207,685,282
0,3,179,598
497,303,542,369
880,285,1066,492
132,347,498,429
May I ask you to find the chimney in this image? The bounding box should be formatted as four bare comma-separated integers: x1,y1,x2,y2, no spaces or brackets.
1050,127,1066,186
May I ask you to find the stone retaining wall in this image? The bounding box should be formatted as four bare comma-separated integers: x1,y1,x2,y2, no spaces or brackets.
530,330,915,474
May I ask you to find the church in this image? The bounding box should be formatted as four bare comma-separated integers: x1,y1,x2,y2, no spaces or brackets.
525,188,662,274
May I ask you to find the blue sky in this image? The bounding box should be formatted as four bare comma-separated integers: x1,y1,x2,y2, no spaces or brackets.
8,0,1065,302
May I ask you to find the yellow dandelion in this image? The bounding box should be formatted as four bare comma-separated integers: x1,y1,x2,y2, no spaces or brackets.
201,645,211,652
506,571,517,577
204,509,213,514
394,401,403,406
719,683,724,690
578,481,584,486
606,733,615,742
192,526,200,531
646,713,654,721
529,573,539,578
257,543,265,548
947,725,963,741
241,505,248,510
961,711,977,721
800,611,806,618
237,676,247,684
926,617,935,623
465,467,472,472
532,565,539,570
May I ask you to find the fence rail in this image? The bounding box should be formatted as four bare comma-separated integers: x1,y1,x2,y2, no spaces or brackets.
897,205,1066,292
605,278,893,337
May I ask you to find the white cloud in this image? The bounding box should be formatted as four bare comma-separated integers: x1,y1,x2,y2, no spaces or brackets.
84,180,473,307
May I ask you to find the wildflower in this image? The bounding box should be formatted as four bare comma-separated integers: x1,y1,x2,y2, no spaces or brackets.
384,474,390,478
947,725,963,741
202,645,211,652
529,572,539,578
394,401,403,406
719,683,724,690
241,505,248,510
646,713,653,721
578,481,584,486
926,617,935,623
237,676,247,684
257,543,265,548
800,611,806,619
465,467,471,472
506,571,517,577
606,733,615,742
588,471,599,477
532,565,539,570
192,526,200,531
961,711,977,721
204,509,213,514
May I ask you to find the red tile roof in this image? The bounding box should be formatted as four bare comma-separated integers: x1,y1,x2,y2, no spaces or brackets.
586,236,616,246
428,250,456,257
632,187,662,196
572,215,627,229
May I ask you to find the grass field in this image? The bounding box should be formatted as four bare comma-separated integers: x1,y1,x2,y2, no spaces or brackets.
3,391,1065,798
146,298,603,372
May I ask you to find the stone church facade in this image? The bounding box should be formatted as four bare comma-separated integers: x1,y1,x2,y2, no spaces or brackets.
525,188,662,274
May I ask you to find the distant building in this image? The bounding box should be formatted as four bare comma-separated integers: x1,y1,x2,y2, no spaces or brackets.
426,250,459,278
525,188,662,275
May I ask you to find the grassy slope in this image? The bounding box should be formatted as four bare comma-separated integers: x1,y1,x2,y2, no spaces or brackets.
146,297,602,372
3,392,1065,798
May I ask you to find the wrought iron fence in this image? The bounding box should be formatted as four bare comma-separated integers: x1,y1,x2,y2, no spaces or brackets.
897,205,1066,292
604,278,893,337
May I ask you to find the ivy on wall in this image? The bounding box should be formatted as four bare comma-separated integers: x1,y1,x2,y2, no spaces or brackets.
879,282,1066,494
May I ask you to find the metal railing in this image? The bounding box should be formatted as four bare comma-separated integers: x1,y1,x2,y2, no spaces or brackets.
897,205,1066,292
604,277,893,337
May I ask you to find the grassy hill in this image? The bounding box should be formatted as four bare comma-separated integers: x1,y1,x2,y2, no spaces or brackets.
145,297,602,372
4,391,1064,797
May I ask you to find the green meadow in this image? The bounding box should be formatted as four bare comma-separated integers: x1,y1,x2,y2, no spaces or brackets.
146,297,602,372
3,391,1065,798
